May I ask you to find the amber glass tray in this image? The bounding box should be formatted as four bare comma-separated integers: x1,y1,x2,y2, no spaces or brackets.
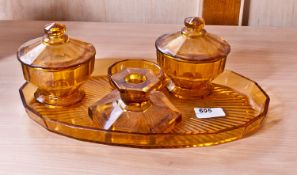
19,59,269,148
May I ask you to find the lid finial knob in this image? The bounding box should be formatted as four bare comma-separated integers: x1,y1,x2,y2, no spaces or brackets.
43,23,68,44
182,17,205,36
44,23,66,37
184,17,205,31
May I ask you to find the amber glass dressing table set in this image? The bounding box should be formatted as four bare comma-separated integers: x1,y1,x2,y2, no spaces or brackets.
17,17,269,148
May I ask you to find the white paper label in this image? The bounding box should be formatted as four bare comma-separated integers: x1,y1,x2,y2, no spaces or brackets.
167,80,175,91
194,108,226,119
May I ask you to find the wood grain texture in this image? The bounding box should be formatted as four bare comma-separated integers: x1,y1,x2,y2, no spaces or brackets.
0,0,202,24
1,0,297,26
147,0,201,24
202,0,242,25
0,20,296,174
247,0,297,27
0,0,107,21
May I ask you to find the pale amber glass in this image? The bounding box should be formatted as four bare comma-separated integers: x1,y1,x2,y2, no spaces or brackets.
89,63,181,133
155,17,230,99
107,59,165,90
19,59,269,148
17,23,96,106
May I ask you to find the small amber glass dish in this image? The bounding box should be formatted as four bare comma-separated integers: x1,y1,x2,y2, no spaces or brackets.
17,23,96,106
108,59,165,90
156,17,230,99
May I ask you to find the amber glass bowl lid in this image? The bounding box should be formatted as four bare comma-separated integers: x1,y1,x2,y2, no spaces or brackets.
155,17,231,62
17,23,96,70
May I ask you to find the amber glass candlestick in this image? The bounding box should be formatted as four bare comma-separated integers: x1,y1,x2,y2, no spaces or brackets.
107,59,165,90
17,23,96,106
89,65,181,133
156,17,231,99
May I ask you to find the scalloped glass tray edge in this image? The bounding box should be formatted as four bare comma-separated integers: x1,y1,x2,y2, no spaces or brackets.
19,59,270,148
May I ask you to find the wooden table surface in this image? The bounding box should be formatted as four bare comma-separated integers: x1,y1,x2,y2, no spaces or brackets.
0,21,296,175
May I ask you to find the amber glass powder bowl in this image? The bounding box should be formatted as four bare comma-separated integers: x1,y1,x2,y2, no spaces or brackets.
155,17,230,99
17,23,96,106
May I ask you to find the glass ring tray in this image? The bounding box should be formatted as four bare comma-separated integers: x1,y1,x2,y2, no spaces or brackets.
19,59,269,148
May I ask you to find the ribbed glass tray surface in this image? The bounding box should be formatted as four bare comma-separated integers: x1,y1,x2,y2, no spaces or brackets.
20,59,269,148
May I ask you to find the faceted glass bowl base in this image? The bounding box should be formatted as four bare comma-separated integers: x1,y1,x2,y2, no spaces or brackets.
19,59,269,148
